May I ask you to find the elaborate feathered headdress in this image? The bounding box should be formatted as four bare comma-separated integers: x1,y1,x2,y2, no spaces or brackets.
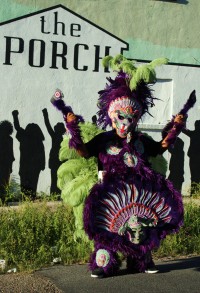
97,54,168,129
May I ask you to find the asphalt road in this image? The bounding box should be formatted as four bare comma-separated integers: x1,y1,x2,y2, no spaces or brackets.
36,256,200,293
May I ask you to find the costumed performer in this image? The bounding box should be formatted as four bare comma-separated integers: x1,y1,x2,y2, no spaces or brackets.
51,54,196,278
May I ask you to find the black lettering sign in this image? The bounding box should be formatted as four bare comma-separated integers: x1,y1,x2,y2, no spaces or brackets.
53,11,66,36
93,45,111,72
50,41,68,69
29,39,45,67
71,24,81,37
40,16,50,34
74,44,89,71
3,36,24,65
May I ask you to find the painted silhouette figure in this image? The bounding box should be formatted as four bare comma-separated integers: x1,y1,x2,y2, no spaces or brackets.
182,120,200,189
42,108,65,195
12,110,45,200
92,115,97,125
168,137,184,192
0,120,15,203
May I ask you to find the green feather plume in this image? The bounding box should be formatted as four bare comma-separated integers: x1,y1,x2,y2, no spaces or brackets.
59,122,103,162
62,171,97,207
149,58,169,68
59,137,79,161
120,60,137,75
102,54,168,90
57,122,102,241
143,132,168,175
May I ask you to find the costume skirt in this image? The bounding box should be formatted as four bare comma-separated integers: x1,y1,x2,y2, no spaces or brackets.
83,173,183,258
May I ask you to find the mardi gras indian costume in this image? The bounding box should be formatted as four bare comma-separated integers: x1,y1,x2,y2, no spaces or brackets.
52,55,196,278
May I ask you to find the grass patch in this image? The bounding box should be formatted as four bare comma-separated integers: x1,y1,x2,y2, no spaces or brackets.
155,201,200,258
0,198,199,273
0,201,93,273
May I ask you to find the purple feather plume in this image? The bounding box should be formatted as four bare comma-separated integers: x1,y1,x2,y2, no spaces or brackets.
51,98,73,116
51,89,84,149
179,90,196,116
162,90,196,139
50,89,84,122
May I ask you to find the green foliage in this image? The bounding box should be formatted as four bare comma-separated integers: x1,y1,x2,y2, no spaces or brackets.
155,201,200,258
189,182,200,198
0,200,199,273
0,201,93,272
0,176,61,206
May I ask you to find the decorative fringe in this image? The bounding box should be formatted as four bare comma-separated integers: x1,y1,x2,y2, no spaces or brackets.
51,89,85,150
179,90,196,116
51,98,73,117
66,121,84,150
89,245,121,276
163,123,184,147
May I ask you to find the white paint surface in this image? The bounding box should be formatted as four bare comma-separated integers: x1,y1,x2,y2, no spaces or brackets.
0,5,199,195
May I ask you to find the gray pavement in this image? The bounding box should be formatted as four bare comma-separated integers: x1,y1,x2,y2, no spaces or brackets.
36,256,200,293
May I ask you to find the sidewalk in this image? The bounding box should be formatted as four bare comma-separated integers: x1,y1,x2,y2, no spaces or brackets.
36,256,200,293
0,256,199,293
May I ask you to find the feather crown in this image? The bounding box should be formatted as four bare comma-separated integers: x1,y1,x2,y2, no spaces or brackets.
97,54,168,129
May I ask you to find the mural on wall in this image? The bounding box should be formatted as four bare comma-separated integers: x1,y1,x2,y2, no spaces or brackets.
42,108,65,195
12,110,45,200
0,4,128,198
168,137,185,192
182,121,200,191
0,120,15,203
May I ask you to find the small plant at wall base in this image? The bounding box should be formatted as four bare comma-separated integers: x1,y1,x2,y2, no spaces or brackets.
0,176,61,206
189,182,200,198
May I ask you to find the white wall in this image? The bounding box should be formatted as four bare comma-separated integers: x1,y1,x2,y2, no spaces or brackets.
139,63,200,195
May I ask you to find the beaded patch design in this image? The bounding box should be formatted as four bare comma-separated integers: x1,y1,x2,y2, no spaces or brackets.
123,152,138,167
96,249,110,267
95,182,172,236
106,144,122,155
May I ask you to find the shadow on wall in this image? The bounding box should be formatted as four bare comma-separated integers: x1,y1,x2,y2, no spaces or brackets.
0,120,15,203
0,110,66,201
182,120,200,191
12,110,45,200
42,108,65,195
168,137,184,192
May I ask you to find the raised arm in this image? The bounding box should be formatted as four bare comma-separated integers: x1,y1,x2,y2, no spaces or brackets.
160,90,196,152
12,110,21,131
51,89,89,158
161,114,186,151
42,108,54,137
181,127,192,138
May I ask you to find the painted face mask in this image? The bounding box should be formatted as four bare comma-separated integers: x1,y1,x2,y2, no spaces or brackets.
118,215,155,244
108,96,142,138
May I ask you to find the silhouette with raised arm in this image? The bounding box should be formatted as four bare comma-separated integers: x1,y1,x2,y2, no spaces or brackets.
168,137,185,192
42,108,65,195
182,120,200,191
0,120,15,203
12,110,45,200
